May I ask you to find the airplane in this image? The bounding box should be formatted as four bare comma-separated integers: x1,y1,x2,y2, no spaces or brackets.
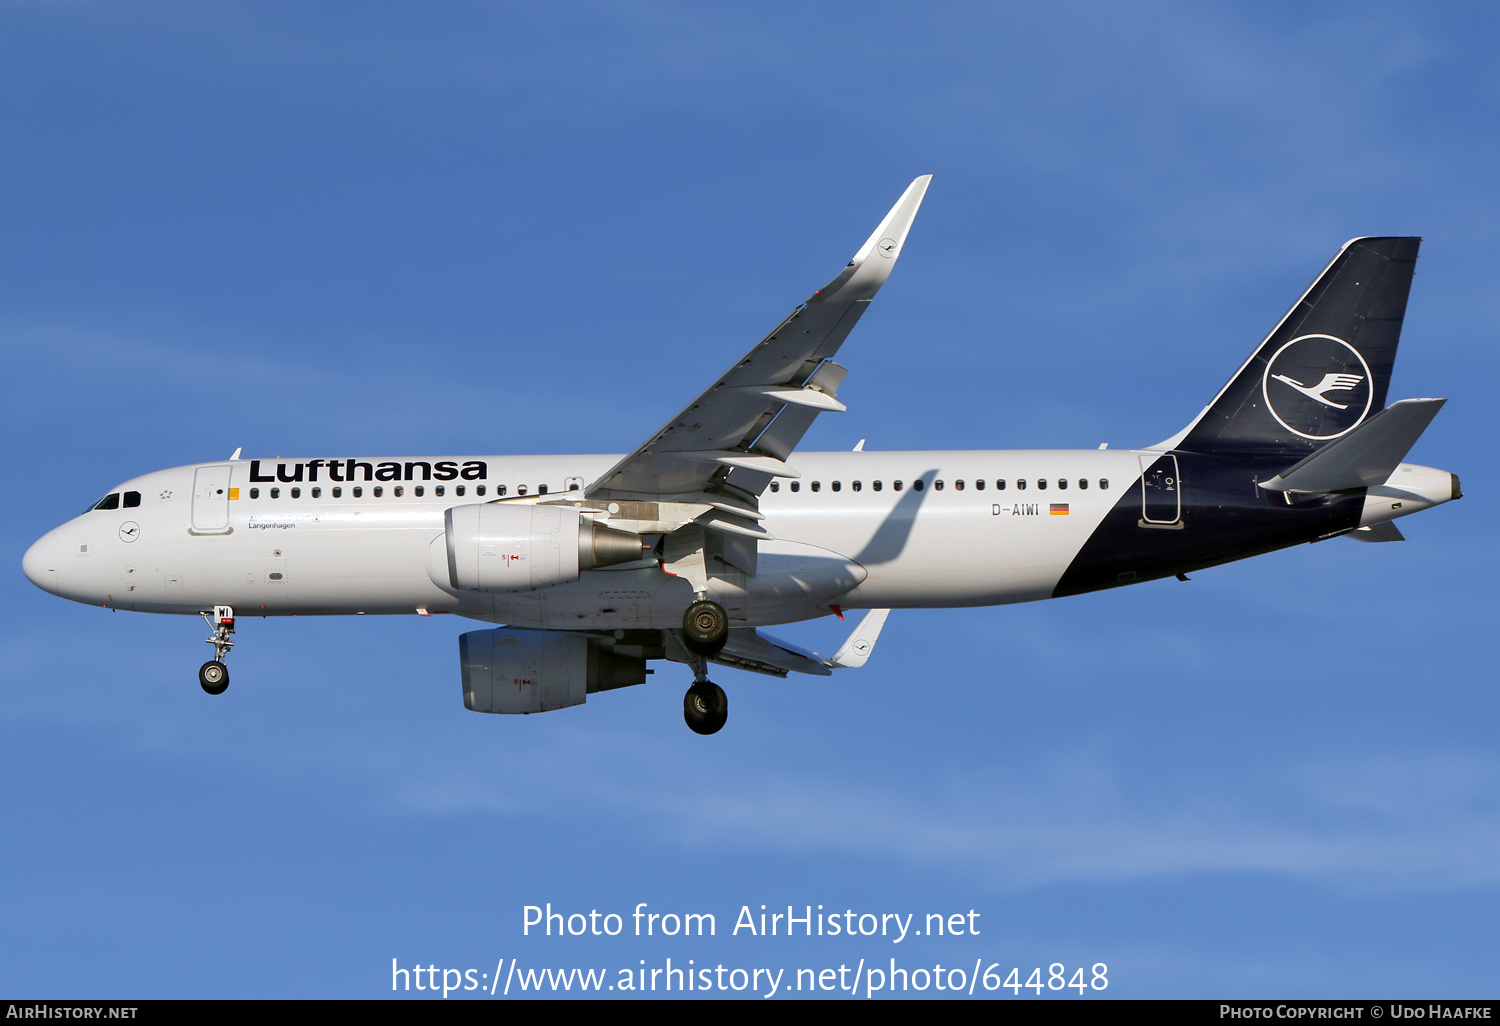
20,177,1460,735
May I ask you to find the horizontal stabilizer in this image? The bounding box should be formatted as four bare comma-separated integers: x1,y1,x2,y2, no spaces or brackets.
1346,521,1405,542
831,608,890,669
1259,398,1446,493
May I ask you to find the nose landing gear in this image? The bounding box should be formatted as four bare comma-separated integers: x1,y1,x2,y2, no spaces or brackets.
199,605,234,695
198,659,228,695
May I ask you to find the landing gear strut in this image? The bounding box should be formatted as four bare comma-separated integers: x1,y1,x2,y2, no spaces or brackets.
682,599,728,656
668,625,729,735
199,605,234,695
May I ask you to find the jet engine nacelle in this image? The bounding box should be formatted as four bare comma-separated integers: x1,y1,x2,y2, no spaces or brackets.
459,628,646,714
444,502,648,592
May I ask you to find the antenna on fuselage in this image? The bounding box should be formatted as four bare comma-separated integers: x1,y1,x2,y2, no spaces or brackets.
229,447,242,460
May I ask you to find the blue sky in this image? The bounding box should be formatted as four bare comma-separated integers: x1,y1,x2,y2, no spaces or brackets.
2,1,1496,999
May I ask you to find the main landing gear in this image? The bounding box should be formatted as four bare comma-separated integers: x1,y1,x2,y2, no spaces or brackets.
673,599,731,734
198,605,235,696
684,681,728,735
682,598,728,656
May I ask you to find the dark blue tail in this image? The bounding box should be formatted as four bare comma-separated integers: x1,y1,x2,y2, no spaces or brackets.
1175,237,1420,456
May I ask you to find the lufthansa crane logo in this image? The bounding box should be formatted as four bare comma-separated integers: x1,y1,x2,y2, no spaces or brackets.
1261,334,1373,440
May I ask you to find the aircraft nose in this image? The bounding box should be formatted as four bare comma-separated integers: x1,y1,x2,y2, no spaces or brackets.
22,534,57,595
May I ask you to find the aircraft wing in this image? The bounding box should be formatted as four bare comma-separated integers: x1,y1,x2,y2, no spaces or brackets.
586,176,932,506
712,627,832,678
707,609,893,678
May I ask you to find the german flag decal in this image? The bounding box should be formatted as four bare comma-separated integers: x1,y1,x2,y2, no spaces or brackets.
1049,503,1070,515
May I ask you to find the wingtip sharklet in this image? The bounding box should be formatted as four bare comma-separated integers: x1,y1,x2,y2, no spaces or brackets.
811,176,931,304
830,608,890,669
850,175,933,266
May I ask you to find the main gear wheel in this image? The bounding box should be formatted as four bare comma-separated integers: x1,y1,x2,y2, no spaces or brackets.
682,599,728,656
683,681,728,735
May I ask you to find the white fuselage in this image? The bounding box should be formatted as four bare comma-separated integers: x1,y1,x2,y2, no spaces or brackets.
22,449,1454,630
24,451,1137,625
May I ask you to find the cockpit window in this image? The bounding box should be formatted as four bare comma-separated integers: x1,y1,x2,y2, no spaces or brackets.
123,491,141,508
93,493,120,511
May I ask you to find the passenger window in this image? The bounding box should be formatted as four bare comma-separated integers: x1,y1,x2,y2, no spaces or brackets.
271,487,281,499
1037,479,1047,490
123,491,141,508
791,482,800,492
1078,479,1088,489
249,488,260,499
913,480,924,492
478,485,488,496
395,486,404,497
414,485,424,497
291,487,302,498
893,480,903,491
770,482,780,492
518,485,528,496
955,480,965,491
975,479,984,490
311,487,321,498
374,486,383,497
811,482,821,492
435,485,444,497
831,481,841,492
568,482,580,491
996,479,1006,490
538,484,548,495
455,485,465,497
333,486,342,498
1016,480,1027,490
353,486,363,498
852,481,862,492
1100,479,1109,489
934,480,943,490
94,493,120,510
873,481,883,491
1057,478,1067,490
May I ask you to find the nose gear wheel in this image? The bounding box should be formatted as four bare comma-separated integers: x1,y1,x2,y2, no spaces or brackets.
199,660,229,695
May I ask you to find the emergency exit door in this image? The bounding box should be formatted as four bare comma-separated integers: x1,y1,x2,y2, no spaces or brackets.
191,465,233,533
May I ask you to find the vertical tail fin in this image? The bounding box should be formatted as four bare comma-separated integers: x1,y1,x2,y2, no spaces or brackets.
1170,237,1420,455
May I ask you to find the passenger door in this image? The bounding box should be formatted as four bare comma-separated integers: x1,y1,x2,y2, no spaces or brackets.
191,465,233,534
